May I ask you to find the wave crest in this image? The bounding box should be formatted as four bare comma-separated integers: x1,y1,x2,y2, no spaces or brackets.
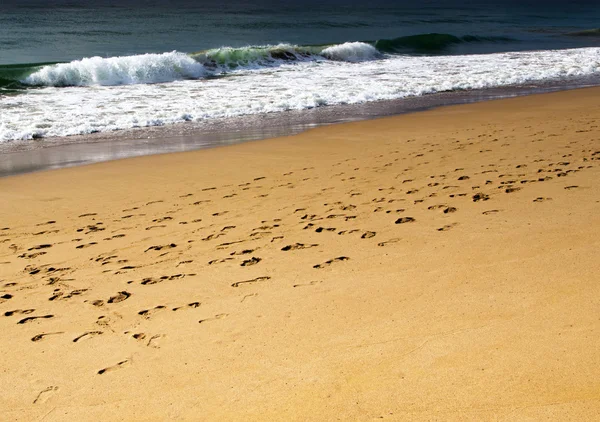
193,44,318,67
21,42,380,87
24,52,206,87
321,42,380,61
15,33,519,88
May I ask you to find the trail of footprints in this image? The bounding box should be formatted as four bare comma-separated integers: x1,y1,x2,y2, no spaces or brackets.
1,130,597,377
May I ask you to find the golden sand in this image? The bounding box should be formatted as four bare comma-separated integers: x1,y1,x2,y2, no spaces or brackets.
1,88,599,420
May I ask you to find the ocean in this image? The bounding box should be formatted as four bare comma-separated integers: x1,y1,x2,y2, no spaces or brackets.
1,0,600,173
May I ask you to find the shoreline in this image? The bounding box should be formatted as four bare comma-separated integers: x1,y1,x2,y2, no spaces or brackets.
2,75,600,178
1,87,599,420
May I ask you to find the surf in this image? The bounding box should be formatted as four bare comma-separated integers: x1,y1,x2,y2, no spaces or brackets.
11,33,519,88
20,42,380,88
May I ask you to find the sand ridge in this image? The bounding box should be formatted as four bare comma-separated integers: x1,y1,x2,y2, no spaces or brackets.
1,88,599,420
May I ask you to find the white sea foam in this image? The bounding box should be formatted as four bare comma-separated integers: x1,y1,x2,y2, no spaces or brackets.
22,43,366,88
2,47,600,142
321,42,380,61
24,51,206,86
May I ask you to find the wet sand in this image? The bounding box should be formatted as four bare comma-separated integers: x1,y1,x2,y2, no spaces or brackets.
3,76,599,178
1,87,599,420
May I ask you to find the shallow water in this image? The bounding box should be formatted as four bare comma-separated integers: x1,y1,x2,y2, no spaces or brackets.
0,0,599,169
2,77,598,177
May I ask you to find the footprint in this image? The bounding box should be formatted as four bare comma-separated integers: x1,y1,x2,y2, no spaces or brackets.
472,193,490,202
31,332,63,342
18,251,48,259
564,186,579,190
138,306,166,319
107,291,131,304
147,334,164,349
230,249,254,256
313,256,350,269
152,216,173,223
33,386,58,404
145,225,166,231
97,359,130,375
241,257,261,266
437,223,458,232
0,294,14,303
49,289,87,301
76,242,97,249
172,302,201,311
377,238,401,247
4,308,35,317
202,233,224,241
17,315,54,324
208,258,234,265
533,197,552,203
95,315,116,332
338,229,360,236
144,243,177,252
28,244,52,251
505,187,521,193
427,204,446,210
73,331,103,343
217,240,247,249
240,293,258,302
140,274,186,285
231,276,271,288
281,243,318,251
77,224,105,234
395,217,415,224
176,260,193,267
198,313,228,324
361,231,376,239
482,209,501,215
293,280,322,288
315,227,336,233
131,332,165,348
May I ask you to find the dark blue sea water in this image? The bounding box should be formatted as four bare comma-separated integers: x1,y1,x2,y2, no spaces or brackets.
2,0,600,65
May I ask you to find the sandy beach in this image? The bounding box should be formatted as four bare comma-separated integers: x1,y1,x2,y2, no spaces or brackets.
1,87,599,420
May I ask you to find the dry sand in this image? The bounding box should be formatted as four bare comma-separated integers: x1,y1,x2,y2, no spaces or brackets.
1,88,599,421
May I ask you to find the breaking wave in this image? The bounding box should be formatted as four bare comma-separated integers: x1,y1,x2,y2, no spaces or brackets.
1,33,519,88
19,42,379,87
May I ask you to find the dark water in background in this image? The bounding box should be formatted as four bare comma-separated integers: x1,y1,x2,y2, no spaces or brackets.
1,0,600,65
